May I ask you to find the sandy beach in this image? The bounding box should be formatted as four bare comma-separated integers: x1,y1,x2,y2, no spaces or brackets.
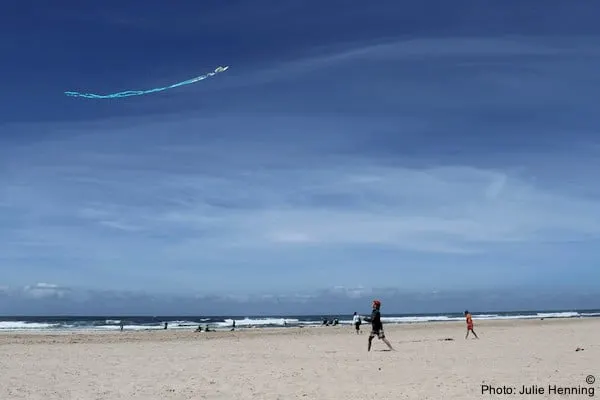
1,318,598,399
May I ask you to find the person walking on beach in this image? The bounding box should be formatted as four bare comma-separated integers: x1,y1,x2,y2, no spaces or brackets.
363,300,394,351
352,312,361,334
464,310,479,339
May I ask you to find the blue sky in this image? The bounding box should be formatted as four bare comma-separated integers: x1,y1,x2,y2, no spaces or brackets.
1,0,600,314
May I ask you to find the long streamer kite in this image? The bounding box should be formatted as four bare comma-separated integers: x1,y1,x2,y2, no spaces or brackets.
64,66,229,99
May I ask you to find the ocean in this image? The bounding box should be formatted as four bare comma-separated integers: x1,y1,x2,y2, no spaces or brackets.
1,309,599,332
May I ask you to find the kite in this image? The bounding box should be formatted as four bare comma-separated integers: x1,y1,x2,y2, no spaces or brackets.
64,66,229,99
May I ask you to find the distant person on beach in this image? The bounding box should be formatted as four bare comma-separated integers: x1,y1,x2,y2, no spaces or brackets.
363,300,394,351
119,321,124,331
464,310,479,339
231,320,236,331
164,322,168,330
352,312,361,334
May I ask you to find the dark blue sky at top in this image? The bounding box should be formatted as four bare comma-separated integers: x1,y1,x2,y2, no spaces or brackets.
2,0,599,124
1,0,600,314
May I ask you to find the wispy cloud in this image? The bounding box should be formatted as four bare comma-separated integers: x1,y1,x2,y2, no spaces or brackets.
22,283,71,299
1,112,599,297
4,123,599,251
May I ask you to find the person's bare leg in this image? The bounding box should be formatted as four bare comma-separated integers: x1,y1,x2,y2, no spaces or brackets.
465,330,470,339
472,329,479,339
368,335,374,351
382,337,394,350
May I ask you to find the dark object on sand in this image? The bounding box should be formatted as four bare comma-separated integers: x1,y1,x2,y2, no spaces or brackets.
575,347,585,352
439,338,454,341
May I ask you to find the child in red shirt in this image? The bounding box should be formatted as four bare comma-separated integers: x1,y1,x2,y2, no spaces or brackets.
464,310,479,339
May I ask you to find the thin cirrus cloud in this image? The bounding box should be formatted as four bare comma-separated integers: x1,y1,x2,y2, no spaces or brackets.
146,35,600,117
1,112,600,296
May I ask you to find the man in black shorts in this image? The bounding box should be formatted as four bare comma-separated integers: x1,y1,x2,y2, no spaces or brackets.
363,299,394,351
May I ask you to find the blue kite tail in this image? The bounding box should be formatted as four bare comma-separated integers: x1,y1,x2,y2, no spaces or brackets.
65,66,229,99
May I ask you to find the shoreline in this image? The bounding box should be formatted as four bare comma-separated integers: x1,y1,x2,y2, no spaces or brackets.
1,316,596,344
2,310,596,334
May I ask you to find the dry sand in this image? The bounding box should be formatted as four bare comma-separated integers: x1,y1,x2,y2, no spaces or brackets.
1,318,598,399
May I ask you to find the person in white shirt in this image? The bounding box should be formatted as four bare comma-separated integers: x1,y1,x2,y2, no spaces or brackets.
352,312,362,334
